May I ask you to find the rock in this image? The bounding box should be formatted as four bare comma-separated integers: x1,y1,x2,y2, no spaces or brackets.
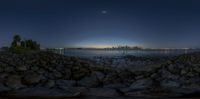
180,69,187,75
135,75,144,80
53,71,63,78
129,78,153,90
0,66,4,72
122,90,148,97
5,75,24,89
31,66,39,71
0,73,8,82
104,83,126,88
102,73,120,85
78,75,98,87
150,73,158,78
186,72,195,77
4,66,14,72
9,87,82,97
62,68,71,79
0,83,10,92
93,71,105,80
62,87,88,95
160,80,181,88
71,67,91,80
45,80,55,88
37,68,45,74
55,64,64,71
86,88,120,97
23,73,41,85
56,80,76,88
65,61,74,65
168,85,200,97
16,65,27,71
160,69,179,80
194,66,200,73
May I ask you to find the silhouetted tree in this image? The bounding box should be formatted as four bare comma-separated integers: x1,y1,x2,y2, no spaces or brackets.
11,35,21,48
21,41,26,48
10,35,40,52
25,39,40,50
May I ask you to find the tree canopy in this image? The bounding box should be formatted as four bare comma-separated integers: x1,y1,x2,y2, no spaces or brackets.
10,35,40,53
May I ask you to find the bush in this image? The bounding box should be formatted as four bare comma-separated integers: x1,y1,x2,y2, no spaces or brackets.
10,35,40,53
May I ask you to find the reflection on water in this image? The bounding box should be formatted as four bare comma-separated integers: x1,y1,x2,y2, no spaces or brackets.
61,49,200,58
47,48,65,55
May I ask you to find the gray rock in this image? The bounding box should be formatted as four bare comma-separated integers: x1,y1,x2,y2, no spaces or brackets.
62,87,88,95
5,75,24,89
16,65,27,71
62,68,71,79
135,75,144,80
168,85,200,96
56,80,76,88
104,83,126,88
31,66,39,71
86,88,120,97
0,66,4,72
186,72,195,77
37,68,45,74
0,73,8,82
93,71,105,80
45,80,55,88
129,78,152,90
78,75,98,87
161,80,181,88
180,69,187,75
160,69,179,80
10,87,82,97
4,66,14,72
23,73,41,85
55,64,64,71
167,64,182,74
53,71,63,78
0,83,10,92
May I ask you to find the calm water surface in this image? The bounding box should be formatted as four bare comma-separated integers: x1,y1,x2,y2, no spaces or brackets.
62,49,200,58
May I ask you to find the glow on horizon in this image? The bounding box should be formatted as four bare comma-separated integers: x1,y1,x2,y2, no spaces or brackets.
70,44,142,49
71,37,140,48
72,43,117,48
83,45,113,48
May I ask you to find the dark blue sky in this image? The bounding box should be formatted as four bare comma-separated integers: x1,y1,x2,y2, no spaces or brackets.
0,0,200,48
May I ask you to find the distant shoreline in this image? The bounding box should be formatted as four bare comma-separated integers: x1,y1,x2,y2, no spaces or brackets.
48,48,200,50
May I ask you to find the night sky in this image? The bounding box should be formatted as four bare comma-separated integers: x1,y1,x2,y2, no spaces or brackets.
0,0,200,48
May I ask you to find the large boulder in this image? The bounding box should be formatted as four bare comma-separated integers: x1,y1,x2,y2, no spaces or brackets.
104,83,127,89
78,75,98,87
4,66,14,72
44,80,55,88
52,70,63,78
86,88,120,97
62,87,89,96
160,79,181,88
31,66,40,71
56,80,76,89
93,71,105,81
129,78,153,90
8,87,82,97
0,83,10,92
16,65,27,71
23,73,41,85
5,75,24,89
159,68,179,80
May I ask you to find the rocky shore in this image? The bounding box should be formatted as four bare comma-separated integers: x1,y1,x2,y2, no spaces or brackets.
90,55,171,71
0,51,200,98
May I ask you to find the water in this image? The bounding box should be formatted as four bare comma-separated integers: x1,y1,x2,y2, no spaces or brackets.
62,49,200,58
